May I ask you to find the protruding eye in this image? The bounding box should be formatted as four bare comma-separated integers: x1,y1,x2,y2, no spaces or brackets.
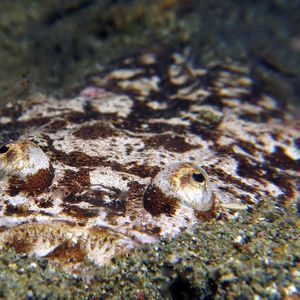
0,145,9,154
143,162,213,217
192,172,205,183
0,140,54,195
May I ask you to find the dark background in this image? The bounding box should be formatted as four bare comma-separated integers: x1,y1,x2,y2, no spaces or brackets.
0,0,299,106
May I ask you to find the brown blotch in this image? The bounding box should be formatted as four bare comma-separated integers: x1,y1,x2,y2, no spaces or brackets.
9,239,33,253
64,188,126,216
143,134,198,153
240,194,256,205
236,140,258,156
36,198,54,208
269,174,297,204
147,123,188,135
53,150,108,168
45,241,86,263
0,226,7,233
233,150,297,204
62,205,99,219
126,145,134,155
64,108,105,124
46,119,68,133
5,204,33,217
270,132,283,142
73,122,118,140
5,234,34,253
88,226,125,241
264,146,300,171
7,165,54,196
149,226,161,235
59,168,91,197
122,163,160,178
190,124,221,142
143,185,179,217
207,165,257,195
239,112,263,123
125,180,147,218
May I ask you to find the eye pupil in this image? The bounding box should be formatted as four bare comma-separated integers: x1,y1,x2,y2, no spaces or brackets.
0,145,9,154
192,173,205,183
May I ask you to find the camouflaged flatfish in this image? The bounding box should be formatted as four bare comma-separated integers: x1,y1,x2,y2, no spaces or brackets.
0,50,299,273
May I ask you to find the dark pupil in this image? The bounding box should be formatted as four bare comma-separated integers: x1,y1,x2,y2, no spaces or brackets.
192,173,205,183
0,145,9,154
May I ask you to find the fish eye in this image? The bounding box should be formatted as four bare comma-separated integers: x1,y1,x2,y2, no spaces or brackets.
0,145,9,154
192,172,205,183
0,141,54,195
144,162,213,216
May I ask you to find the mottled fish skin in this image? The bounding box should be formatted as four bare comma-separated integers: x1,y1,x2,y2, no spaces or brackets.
0,50,299,273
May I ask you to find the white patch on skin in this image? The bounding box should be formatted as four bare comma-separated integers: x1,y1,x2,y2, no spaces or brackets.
148,117,190,126
264,182,284,197
23,142,50,176
53,133,145,163
6,195,28,206
147,101,168,110
118,76,160,96
34,244,59,257
89,167,129,191
0,216,28,227
80,87,108,98
232,145,253,156
152,205,198,238
286,144,300,160
139,53,157,64
223,100,264,115
108,69,143,80
218,87,250,97
89,95,133,118
168,64,190,85
0,117,12,124
258,95,278,110
17,97,85,121
174,85,210,101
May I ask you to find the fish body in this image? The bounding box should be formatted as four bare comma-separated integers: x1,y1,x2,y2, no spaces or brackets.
0,51,299,272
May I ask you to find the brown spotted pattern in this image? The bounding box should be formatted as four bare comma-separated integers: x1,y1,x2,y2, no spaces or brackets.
0,49,299,272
